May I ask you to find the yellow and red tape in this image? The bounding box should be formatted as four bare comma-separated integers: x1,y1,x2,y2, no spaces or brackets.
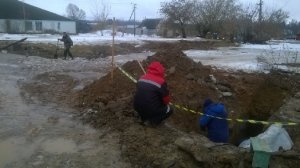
117,66,298,126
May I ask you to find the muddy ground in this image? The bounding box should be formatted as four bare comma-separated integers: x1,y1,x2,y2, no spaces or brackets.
0,52,134,167
2,40,300,167
71,48,300,167
0,40,234,59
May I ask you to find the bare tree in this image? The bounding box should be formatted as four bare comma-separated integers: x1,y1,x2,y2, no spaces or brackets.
160,0,195,38
286,20,300,37
90,0,110,36
66,3,86,20
159,0,288,42
259,9,288,40
192,0,241,38
238,4,288,42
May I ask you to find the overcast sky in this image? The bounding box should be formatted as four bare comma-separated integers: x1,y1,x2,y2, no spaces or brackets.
23,0,300,21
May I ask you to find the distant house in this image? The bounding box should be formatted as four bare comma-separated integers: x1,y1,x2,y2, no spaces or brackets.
138,19,162,36
0,0,76,34
157,19,180,38
115,24,142,36
121,25,138,35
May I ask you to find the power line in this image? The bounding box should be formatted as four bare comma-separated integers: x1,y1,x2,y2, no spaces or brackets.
126,3,137,36
133,3,136,36
258,0,263,23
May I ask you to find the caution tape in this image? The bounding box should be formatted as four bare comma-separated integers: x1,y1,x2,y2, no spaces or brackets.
117,66,137,83
169,103,297,126
117,66,299,126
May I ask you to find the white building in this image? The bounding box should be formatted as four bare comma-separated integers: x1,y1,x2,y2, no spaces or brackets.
0,0,76,34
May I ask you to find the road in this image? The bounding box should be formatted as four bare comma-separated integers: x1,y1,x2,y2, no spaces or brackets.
0,53,135,167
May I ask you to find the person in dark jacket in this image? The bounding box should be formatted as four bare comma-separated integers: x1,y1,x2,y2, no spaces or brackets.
134,61,173,125
58,32,73,60
199,98,229,143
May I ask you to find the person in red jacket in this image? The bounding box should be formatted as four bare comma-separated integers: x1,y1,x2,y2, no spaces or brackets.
134,61,173,125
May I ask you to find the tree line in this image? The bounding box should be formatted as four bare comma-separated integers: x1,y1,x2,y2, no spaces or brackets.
64,0,300,43
160,0,297,43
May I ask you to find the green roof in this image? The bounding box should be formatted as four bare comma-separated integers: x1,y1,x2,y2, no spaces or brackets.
0,0,72,21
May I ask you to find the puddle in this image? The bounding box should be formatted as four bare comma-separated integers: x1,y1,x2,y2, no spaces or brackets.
0,137,36,168
0,137,79,167
0,52,130,167
0,63,19,68
42,138,78,154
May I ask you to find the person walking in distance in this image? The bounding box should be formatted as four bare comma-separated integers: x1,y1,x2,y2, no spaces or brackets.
134,61,173,126
58,32,74,60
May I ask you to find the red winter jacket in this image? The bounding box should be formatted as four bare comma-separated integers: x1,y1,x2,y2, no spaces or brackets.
134,61,170,121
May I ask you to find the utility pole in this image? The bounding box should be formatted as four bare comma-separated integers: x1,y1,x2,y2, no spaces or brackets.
22,0,26,20
258,0,263,23
111,17,116,82
125,3,137,36
257,0,263,42
133,3,137,36
22,0,26,33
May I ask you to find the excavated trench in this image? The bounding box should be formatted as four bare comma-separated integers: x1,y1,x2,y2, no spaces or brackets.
75,49,300,148
15,45,300,167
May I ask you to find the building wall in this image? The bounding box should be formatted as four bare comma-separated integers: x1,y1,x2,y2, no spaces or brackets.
9,20,26,33
42,20,76,34
121,27,143,35
0,19,7,32
0,19,76,34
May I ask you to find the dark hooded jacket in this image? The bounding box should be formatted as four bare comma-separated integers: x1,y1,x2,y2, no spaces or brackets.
61,34,73,48
134,62,170,121
199,99,229,143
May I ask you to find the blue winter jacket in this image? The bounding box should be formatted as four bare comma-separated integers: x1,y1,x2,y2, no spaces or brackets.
199,103,229,143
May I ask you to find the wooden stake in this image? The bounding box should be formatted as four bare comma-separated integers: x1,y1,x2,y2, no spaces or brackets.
137,60,146,74
111,17,116,81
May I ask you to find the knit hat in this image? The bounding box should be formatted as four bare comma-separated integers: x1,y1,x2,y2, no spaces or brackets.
203,98,213,108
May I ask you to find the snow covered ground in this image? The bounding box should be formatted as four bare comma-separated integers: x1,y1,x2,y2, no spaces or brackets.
185,42,300,73
1,31,300,72
0,30,204,45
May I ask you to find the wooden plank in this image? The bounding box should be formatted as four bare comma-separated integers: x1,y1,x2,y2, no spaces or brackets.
0,38,27,50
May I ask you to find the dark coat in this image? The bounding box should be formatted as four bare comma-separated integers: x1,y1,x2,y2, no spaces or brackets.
60,34,73,48
134,62,170,122
199,100,229,143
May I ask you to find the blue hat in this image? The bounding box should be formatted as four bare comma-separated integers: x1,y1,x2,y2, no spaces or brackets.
203,98,213,108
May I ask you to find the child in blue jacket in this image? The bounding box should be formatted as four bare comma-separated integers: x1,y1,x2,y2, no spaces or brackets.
199,98,229,143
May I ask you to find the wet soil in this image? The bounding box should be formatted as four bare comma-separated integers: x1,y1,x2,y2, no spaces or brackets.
73,48,300,167
2,40,300,167
0,53,130,167
0,40,236,59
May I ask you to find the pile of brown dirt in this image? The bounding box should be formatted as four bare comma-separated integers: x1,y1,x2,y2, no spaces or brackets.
75,48,299,137
74,48,300,167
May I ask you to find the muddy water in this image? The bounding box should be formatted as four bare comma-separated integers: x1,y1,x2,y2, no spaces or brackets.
0,53,139,167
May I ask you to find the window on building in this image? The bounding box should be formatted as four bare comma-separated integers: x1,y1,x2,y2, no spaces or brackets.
35,21,42,31
57,22,60,30
25,21,32,31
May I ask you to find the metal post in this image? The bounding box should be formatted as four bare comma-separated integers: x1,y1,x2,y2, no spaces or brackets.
133,4,136,36
111,17,116,81
258,0,263,23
